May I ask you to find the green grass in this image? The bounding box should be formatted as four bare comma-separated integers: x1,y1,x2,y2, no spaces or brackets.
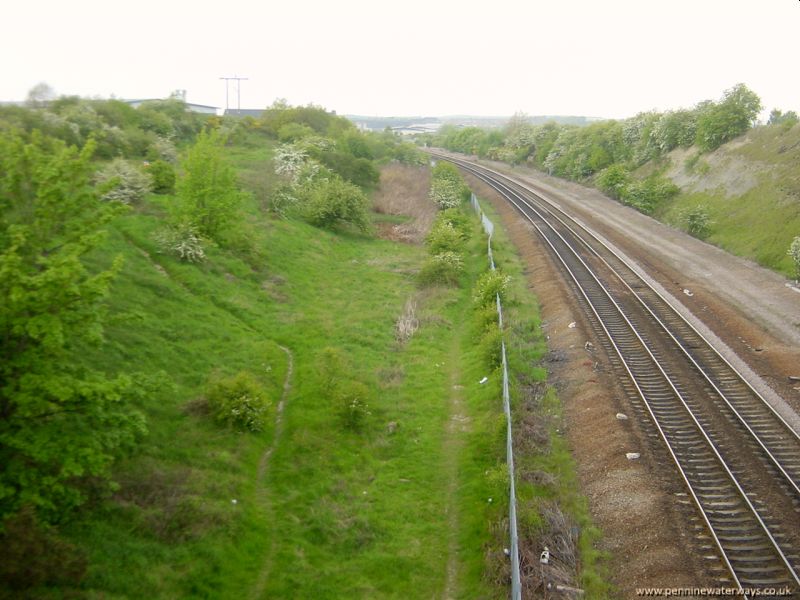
33,142,511,598
25,133,608,598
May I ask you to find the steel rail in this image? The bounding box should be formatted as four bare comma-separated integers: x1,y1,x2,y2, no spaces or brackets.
486,164,800,495
434,153,800,589
446,156,800,501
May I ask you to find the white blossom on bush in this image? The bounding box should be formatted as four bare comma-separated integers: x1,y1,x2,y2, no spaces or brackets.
429,178,462,209
154,222,206,262
96,158,153,204
274,144,308,183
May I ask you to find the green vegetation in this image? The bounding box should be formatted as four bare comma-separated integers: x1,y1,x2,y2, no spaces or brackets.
430,84,762,216
431,86,800,277
173,129,243,243
471,198,610,597
0,91,607,598
428,161,470,209
657,122,800,276
0,133,145,527
789,237,800,280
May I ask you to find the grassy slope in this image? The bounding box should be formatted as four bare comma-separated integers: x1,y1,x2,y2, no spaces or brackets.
47,141,523,598
650,123,800,276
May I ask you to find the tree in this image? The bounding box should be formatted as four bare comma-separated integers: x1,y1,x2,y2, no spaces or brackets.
0,131,146,522
695,84,762,151
25,83,56,108
175,129,242,241
768,109,798,127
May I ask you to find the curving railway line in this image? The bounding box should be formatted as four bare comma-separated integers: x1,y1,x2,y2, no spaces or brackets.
435,153,800,592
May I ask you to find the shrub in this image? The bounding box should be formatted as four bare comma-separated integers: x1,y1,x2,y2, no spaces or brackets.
619,175,679,214
154,221,206,262
303,177,370,232
596,164,630,200
429,177,464,209
437,207,472,240
473,269,511,308
789,236,800,280
95,158,153,204
147,136,178,163
479,323,504,370
206,371,271,432
418,251,464,286
337,381,371,432
426,221,464,254
147,159,176,194
681,205,713,238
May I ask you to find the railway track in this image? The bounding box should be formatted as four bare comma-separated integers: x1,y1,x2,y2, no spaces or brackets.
436,154,800,592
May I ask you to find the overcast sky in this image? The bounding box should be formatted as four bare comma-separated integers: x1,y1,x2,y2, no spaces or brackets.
3,0,797,119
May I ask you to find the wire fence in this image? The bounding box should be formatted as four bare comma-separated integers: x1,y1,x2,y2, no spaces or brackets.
471,192,522,600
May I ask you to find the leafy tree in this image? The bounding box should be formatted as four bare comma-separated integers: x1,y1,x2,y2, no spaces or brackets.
768,109,798,128
696,84,762,151
175,129,242,241
317,151,379,189
25,83,57,108
0,131,145,522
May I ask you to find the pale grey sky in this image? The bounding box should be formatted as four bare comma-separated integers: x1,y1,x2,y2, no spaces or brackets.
3,0,797,119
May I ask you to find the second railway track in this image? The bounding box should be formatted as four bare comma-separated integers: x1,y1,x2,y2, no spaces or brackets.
437,153,800,592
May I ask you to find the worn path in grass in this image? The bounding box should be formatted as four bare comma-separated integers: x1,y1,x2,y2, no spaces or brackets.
442,329,470,599
250,345,294,600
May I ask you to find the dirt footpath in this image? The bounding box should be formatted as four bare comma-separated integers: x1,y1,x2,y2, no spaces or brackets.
458,159,800,597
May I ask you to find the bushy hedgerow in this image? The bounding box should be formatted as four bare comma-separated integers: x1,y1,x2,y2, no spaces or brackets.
597,165,678,214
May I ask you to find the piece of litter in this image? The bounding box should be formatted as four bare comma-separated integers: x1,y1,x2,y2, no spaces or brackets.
231,499,238,505
626,452,640,460
683,289,693,297
568,322,576,329
616,413,628,420
503,548,510,557
540,547,550,565
479,376,488,384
